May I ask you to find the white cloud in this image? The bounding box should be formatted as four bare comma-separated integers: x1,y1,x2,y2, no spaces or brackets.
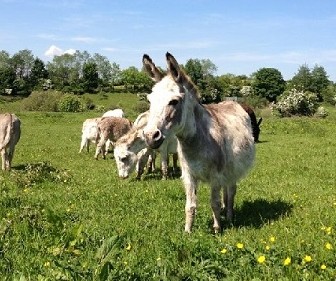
64,49,76,55
44,45,76,58
44,45,63,57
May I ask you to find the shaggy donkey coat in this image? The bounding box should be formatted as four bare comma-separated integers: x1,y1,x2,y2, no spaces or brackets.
142,53,255,233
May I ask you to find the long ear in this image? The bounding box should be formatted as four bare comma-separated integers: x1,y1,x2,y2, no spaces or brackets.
166,52,183,83
166,52,200,99
257,117,263,126
142,54,164,82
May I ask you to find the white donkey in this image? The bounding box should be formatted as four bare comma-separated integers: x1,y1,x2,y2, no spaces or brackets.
142,53,255,233
114,111,178,180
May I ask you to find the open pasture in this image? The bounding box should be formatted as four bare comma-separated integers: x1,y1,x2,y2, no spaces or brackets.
0,96,335,280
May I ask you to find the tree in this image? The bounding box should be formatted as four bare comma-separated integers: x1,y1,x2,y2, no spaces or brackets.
30,58,48,89
0,51,15,94
47,53,80,91
311,65,330,100
289,64,312,92
92,53,112,87
10,49,35,95
82,62,99,93
184,59,203,85
110,62,121,90
252,68,285,102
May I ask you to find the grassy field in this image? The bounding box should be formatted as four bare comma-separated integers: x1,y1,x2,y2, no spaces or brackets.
0,94,335,280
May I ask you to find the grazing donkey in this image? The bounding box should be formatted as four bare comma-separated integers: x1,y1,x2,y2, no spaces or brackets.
240,104,262,142
0,113,21,170
114,111,178,180
142,53,255,233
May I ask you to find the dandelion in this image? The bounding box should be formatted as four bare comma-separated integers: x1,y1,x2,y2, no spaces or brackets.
283,257,291,266
321,264,327,270
126,244,131,251
269,236,276,243
325,242,332,250
44,261,50,267
303,255,312,263
257,255,266,264
265,245,270,251
236,242,244,249
326,226,332,235
220,248,227,254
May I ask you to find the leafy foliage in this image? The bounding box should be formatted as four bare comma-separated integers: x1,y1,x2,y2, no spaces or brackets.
57,94,85,112
252,68,285,102
21,90,62,111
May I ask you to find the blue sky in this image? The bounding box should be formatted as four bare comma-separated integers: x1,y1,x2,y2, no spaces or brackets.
1,0,336,81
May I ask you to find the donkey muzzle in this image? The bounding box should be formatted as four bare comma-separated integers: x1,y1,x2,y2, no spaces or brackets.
144,129,165,149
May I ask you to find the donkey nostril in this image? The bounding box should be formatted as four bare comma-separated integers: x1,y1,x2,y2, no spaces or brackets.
153,130,162,141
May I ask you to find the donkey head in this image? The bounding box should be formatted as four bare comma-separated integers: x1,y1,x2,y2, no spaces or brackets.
143,53,198,149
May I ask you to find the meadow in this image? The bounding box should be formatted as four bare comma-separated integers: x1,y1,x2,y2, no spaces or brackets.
0,93,335,280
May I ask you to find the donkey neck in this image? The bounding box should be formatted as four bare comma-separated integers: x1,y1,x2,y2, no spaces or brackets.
176,101,209,147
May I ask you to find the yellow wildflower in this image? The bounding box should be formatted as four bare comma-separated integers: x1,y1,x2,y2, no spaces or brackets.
126,244,131,251
236,242,244,249
303,255,312,263
257,255,266,264
265,245,270,251
321,264,327,270
44,261,50,267
326,227,332,235
220,248,227,254
283,257,291,266
325,242,332,250
269,236,276,243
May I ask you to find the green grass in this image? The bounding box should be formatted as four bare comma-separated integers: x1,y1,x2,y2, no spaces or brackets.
0,95,335,280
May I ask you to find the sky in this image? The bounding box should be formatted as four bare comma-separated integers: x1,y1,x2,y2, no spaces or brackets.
1,0,336,81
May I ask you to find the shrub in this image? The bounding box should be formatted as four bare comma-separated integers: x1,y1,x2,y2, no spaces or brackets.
133,100,149,114
273,89,319,117
57,94,84,112
21,90,62,111
314,106,328,118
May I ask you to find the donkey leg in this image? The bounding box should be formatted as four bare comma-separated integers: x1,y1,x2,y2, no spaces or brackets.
183,174,198,233
1,150,6,171
94,138,106,159
161,152,168,180
225,185,237,222
211,185,222,233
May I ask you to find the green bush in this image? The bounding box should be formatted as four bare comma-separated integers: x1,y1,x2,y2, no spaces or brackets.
57,94,85,112
133,100,149,114
21,90,63,111
273,89,319,117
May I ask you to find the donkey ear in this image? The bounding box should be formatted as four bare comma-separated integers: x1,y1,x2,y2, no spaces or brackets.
166,52,183,83
142,54,163,82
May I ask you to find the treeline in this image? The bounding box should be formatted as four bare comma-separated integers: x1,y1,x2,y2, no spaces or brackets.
0,49,335,107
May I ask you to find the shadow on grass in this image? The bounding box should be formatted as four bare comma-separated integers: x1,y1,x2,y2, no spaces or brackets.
208,198,294,232
233,198,293,228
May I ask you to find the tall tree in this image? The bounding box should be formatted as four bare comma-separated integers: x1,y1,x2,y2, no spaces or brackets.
82,62,99,93
0,51,15,94
92,53,112,86
252,68,285,102
30,58,48,89
289,64,312,92
310,65,330,100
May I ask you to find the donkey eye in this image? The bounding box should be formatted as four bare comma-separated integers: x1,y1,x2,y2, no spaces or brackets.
168,99,179,106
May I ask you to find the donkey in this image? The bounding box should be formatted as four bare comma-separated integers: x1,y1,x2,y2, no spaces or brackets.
142,53,255,233
114,111,178,180
239,104,262,142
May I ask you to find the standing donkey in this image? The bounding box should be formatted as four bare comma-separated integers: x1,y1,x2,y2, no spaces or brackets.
142,53,255,233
